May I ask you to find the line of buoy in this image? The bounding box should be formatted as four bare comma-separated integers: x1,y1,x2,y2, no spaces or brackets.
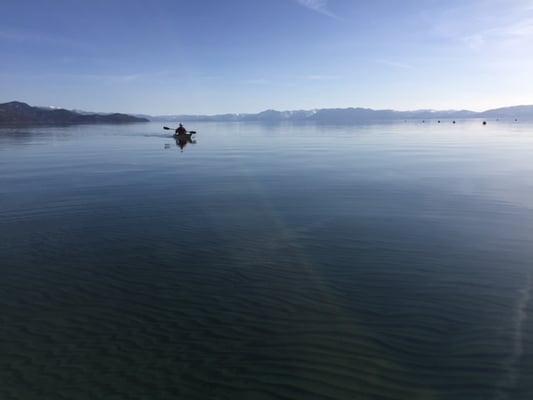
414,119,524,125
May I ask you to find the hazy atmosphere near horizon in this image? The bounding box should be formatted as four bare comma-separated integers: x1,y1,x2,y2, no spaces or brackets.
2,2,533,400
1,0,533,114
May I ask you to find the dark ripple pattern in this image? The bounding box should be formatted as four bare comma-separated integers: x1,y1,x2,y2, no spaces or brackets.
1,121,533,399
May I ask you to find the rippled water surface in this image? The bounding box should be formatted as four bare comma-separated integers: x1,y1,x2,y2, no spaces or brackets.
1,121,533,399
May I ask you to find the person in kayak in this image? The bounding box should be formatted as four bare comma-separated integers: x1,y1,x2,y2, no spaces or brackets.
176,123,187,135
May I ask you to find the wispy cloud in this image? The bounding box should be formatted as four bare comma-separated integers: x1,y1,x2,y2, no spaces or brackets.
375,59,414,70
0,71,162,85
242,78,270,85
304,74,341,80
430,0,533,50
460,17,533,49
68,72,152,84
293,0,339,19
0,29,80,47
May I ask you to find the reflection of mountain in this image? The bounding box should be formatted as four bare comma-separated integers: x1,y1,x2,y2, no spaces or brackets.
149,105,533,123
0,102,149,125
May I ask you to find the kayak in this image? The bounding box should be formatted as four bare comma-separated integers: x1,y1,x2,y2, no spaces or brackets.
173,131,196,151
173,132,195,139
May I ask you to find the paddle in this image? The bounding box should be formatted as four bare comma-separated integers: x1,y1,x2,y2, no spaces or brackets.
163,127,197,134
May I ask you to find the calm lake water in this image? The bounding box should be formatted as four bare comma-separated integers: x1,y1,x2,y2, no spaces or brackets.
1,121,532,399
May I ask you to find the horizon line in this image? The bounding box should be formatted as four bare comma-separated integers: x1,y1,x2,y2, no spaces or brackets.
2,99,533,117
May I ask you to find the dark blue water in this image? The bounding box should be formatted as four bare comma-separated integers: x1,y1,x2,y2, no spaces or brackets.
1,121,532,399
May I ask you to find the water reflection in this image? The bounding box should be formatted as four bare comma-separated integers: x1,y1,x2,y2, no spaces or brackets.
2,121,533,399
174,133,196,151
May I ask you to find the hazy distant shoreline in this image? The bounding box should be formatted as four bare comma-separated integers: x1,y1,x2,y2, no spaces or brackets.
144,105,533,123
2,101,532,126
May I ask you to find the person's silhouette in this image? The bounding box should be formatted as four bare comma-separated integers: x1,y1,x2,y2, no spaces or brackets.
176,123,187,135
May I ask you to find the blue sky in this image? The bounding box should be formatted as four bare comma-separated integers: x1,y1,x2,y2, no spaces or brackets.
1,0,532,114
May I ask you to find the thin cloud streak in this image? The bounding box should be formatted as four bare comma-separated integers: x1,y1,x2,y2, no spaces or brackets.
241,78,271,85
0,29,80,47
304,74,341,80
0,71,163,84
293,0,339,19
375,59,414,70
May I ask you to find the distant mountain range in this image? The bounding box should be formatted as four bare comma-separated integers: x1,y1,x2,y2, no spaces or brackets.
0,102,148,125
147,105,533,123
2,101,532,126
